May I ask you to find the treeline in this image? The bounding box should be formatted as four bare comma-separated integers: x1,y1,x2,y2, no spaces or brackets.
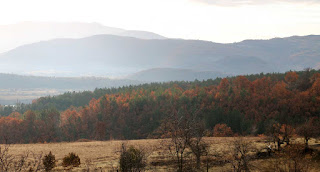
27,69,320,112
0,70,306,115
0,69,319,143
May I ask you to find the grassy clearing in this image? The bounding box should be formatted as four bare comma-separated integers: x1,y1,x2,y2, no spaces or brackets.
0,88,71,104
2,137,320,171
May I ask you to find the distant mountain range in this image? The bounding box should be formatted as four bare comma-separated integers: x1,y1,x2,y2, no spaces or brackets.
1,22,319,104
0,22,166,53
0,34,319,81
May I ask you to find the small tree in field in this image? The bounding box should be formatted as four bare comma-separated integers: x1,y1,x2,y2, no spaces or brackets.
166,112,193,172
119,144,146,172
280,124,295,145
187,120,208,170
268,123,283,151
230,137,252,172
62,152,80,167
297,118,319,150
162,106,205,171
268,123,295,150
43,151,56,171
213,123,233,137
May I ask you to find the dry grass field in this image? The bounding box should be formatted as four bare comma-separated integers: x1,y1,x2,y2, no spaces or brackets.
0,88,71,104
2,137,320,171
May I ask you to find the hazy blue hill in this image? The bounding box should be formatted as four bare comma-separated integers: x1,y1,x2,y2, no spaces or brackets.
236,35,320,69
118,30,167,39
0,34,319,80
0,22,166,53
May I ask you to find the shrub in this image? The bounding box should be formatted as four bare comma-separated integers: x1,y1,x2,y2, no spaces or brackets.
43,151,56,171
62,152,81,167
119,144,146,172
213,123,233,137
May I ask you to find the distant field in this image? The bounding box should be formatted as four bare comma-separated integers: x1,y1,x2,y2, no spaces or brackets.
0,73,143,105
0,88,75,104
3,137,320,171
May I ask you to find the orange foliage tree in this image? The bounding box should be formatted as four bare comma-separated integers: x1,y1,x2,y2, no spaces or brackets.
213,124,233,137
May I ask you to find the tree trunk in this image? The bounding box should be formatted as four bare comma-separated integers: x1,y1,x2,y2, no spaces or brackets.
196,155,201,169
305,137,309,150
179,153,183,172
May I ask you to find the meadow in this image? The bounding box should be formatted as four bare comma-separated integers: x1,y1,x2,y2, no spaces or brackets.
3,137,320,171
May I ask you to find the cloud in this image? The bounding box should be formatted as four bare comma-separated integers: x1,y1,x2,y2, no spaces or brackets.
193,0,320,6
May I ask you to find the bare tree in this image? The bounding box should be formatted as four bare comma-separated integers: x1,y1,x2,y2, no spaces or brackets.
28,152,44,172
230,137,252,172
166,112,193,172
0,144,44,171
0,144,14,171
162,105,209,171
188,120,208,170
12,151,30,172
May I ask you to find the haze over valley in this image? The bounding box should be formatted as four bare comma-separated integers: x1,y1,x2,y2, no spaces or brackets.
1,1,320,171
0,22,319,79
0,22,319,103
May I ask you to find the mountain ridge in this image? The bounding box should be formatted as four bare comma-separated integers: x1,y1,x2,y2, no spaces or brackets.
0,34,319,80
0,21,166,53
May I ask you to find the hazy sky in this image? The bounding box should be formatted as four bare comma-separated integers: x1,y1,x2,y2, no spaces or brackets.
1,0,320,43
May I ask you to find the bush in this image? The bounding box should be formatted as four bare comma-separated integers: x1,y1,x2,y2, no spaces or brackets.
62,152,81,167
43,151,56,171
119,144,146,172
213,123,233,137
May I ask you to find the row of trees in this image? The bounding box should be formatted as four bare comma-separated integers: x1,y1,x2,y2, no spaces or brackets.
2,69,318,116
0,70,319,143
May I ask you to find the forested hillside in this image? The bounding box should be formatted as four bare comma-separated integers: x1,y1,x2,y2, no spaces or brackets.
0,69,319,143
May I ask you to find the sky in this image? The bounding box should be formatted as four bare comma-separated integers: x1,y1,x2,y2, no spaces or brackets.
0,0,320,43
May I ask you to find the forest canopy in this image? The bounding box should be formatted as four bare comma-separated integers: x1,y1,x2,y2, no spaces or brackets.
0,69,319,143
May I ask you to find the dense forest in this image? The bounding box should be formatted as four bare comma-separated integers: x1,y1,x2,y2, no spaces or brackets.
0,69,319,143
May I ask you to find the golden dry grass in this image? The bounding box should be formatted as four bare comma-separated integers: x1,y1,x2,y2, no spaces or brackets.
2,137,320,171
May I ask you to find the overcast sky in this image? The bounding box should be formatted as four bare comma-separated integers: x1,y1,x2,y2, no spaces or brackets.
0,0,319,43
